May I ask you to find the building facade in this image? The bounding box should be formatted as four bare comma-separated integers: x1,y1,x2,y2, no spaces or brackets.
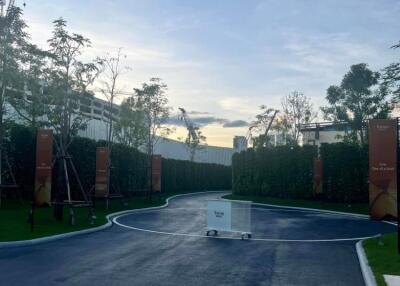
300,122,352,146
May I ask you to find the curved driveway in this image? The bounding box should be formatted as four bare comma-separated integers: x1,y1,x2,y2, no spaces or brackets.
0,192,396,286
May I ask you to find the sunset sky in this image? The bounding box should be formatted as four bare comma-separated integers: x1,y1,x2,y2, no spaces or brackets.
21,0,400,147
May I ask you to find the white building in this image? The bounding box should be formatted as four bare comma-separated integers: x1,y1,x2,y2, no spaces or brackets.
300,122,351,146
7,84,237,165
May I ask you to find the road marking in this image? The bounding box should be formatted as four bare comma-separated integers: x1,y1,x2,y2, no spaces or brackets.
112,211,383,243
121,206,371,218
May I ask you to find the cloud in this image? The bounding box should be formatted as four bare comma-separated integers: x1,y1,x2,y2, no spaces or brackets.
218,97,260,116
168,113,249,129
188,110,211,115
223,120,249,128
167,115,224,127
281,31,381,75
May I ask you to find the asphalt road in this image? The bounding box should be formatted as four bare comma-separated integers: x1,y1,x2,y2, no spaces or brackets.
0,192,396,286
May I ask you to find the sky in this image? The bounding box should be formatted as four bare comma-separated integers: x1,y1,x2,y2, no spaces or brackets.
19,0,400,147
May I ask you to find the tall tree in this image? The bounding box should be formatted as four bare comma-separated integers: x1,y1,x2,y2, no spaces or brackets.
134,78,171,155
97,48,132,197
281,91,315,144
133,78,171,193
9,44,50,127
114,96,147,149
0,2,29,188
321,63,389,144
46,18,101,218
46,18,101,149
98,48,130,149
382,41,400,100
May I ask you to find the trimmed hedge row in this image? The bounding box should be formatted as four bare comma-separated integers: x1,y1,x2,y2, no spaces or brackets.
320,143,368,203
232,145,317,199
162,158,232,193
4,124,231,199
232,143,369,203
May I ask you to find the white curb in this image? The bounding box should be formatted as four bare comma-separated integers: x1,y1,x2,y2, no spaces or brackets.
356,240,378,286
0,191,228,249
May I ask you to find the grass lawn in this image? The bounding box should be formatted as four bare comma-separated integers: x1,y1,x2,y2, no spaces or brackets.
223,194,369,215
0,192,181,242
364,233,400,286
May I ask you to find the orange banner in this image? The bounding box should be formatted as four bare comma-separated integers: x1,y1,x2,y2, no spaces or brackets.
151,155,162,192
95,147,109,198
369,119,398,219
34,129,53,206
313,158,323,195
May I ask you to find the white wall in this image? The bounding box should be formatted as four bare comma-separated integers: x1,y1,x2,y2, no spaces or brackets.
78,118,234,166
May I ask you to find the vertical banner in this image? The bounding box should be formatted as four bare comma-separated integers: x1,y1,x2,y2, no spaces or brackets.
313,158,323,195
151,155,162,192
95,147,109,198
34,129,53,206
369,119,398,220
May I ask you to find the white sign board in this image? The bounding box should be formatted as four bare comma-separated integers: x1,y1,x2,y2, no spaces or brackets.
207,200,232,232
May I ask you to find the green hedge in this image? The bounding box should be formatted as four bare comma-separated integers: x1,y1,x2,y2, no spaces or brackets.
3,124,232,200
232,145,317,199
320,143,368,203
162,158,232,192
232,143,369,203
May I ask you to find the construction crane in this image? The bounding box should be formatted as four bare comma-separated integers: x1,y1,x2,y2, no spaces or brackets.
178,107,202,161
246,109,279,147
178,107,198,142
245,124,256,147
264,110,279,137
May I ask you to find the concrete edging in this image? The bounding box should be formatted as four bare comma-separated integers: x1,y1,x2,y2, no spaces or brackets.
0,190,228,249
356,240,378,286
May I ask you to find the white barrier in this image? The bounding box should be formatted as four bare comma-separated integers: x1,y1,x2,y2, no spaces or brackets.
206,199,252,239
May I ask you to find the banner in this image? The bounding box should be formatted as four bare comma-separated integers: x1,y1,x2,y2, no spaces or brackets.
207,200,232,232
151,155,162,192
95,147,109,198
313,158,323,195
34,129,53,206
369,119,398,219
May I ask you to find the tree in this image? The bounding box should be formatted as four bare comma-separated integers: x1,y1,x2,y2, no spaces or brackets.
133,78,171,193
97,49,132,197
281,91,316,144
321,63,389,145
46,18,101,149
45,18,101,218
0,2,29,188
9,44,50,127
185,128,206,162
114,96,147,149
134,78,172,154
382,41,400,100
98,48,130,149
